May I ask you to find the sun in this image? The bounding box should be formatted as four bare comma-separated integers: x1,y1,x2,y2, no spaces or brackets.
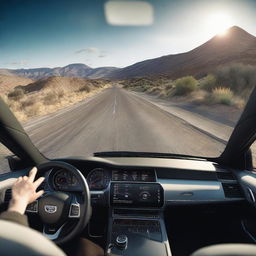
207,12,234,36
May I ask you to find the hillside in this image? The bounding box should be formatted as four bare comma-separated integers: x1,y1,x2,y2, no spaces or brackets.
6,76,111,122
0,64,119,80
0,75,34,94
20,76,107,93
109,26,256,79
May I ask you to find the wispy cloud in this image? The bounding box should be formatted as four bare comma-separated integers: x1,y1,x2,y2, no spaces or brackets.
75,47,108,58
75,47,99,54
5,60,29,66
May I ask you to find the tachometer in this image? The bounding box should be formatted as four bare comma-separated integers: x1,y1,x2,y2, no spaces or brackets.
87,168,110,190
53,169,79,190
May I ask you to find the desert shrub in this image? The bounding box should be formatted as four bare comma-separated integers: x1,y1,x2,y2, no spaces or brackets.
173,76,198,96
215,63,256,98
25,102,41,117
209,87,234,105
142,84,152,92
122,83,130,88
200,74,217,91
159,90,169,98
92,80,104,88
148,87,162,94
165,82,174,90
8,88,25,101
79,85,91,92
43,92,58,105
57,90,65,98
20,97,36,108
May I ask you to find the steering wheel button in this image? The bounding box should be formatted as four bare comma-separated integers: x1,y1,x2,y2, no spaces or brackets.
69,204,80,218
26,200,38,213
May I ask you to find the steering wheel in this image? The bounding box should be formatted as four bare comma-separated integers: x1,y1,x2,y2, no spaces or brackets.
33,161,91,244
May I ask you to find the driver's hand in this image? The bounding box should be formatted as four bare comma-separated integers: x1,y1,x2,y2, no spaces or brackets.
8,167,45,215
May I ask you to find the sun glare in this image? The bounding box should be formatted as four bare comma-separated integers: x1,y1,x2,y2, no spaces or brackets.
208,12,234,36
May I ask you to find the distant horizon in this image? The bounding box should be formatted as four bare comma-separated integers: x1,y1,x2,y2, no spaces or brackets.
1,25,255,71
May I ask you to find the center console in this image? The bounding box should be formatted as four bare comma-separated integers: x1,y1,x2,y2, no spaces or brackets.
106,170,171,256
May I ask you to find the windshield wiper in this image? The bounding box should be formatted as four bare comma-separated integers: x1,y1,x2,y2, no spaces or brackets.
94,151,207,161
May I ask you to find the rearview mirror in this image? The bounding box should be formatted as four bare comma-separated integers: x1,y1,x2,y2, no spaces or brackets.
104,0,154,26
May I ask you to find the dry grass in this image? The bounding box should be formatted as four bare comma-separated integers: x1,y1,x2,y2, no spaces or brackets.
207,87,234,106
7,88,25,101
4,81,111,122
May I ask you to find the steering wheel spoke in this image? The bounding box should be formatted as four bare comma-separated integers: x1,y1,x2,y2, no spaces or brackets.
43,223,66,240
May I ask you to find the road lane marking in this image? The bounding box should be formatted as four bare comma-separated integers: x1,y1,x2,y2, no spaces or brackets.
113,94,117,115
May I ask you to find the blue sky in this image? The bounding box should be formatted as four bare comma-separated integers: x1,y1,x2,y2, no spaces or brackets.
1,0,256,69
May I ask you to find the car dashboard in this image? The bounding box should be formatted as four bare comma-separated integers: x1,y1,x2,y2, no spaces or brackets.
43,156,244,208
0,156,249,256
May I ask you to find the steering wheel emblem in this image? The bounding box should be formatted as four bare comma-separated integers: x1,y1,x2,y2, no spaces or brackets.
44,205,57,213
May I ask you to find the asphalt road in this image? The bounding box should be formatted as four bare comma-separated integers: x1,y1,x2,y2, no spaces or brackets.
24,86,225,159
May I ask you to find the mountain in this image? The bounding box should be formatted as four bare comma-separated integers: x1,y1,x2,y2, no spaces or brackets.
1,26,255,81
0,64,119,80
0,75,34,94
109,26,256,79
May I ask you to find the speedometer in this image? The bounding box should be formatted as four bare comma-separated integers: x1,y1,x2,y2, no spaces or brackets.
87,168,110,190
53,169,79,191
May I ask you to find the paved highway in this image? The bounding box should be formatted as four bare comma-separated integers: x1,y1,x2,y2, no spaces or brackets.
23,86,225,160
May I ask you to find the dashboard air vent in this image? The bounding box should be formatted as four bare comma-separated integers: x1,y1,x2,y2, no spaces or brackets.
4,189,12,203
222,183,243,198
216,171,235,181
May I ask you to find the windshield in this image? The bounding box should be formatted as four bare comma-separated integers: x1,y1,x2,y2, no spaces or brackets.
1,0,255,159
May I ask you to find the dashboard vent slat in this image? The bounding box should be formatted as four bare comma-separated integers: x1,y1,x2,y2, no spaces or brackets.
4,189,12,203
222,183,243,198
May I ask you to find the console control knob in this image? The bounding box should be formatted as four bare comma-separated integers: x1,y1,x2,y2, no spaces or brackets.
116,234,128,249
140,191,151,200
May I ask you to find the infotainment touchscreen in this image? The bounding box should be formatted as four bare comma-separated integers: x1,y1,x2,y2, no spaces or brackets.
110,182,164,207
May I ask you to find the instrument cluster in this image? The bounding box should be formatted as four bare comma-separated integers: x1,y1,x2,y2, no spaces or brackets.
51,168,156,191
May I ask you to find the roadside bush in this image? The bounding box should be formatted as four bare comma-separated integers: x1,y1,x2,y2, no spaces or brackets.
122,83,130,88
20,97,36,108
43,92,58,105
173,76,198,96
215,63,256,98
79,85,91,92
25,102,41,117
8,88,25,101
209,87,234,105
200,74,217,91
57,90,65,98
165,82,174,90
147,86,163,95
142,84,152,92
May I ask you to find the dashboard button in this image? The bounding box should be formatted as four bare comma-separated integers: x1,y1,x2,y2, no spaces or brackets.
116,235,128,249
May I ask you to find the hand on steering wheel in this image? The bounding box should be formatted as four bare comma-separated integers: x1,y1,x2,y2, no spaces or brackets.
8,167,45,215
10,161,91,245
